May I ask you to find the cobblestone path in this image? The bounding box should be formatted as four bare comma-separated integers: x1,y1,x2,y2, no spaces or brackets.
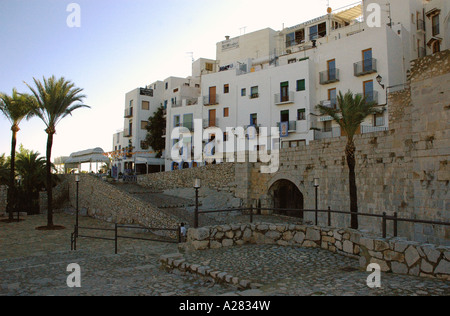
0,213,448,296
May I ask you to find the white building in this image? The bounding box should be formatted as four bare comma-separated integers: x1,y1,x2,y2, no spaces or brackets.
112,0,449,173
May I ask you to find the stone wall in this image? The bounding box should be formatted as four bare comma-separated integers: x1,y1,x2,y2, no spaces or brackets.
183,223,449,281
0,185,7,215
65,174,180,234
243,50,450,245
138,163,236,192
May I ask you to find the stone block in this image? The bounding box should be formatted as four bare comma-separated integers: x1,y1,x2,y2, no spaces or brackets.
383,250,405,262
306,228,321,241
405,246,421,267
222,239,234,248
343,240,354,254
422,246,441,263
192,240,210,250
293,232,305,244
391,262,408,275
434,260,449,275
359,237,374,251
420,259,434,274
370,258,390,272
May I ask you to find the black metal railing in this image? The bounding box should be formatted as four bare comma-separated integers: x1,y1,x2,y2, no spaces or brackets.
354,58,378,77
194,206,450,239
71,223,182,254
319,69,340,85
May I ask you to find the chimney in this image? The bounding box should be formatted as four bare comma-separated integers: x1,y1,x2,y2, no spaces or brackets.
225,36,230,40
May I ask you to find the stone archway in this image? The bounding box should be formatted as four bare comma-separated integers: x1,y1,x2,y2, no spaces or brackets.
268,179,304,219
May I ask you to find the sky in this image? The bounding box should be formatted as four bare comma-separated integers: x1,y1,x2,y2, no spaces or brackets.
0,0,360,160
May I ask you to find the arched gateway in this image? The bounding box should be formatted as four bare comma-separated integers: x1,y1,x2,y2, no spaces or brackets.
268,179,304,219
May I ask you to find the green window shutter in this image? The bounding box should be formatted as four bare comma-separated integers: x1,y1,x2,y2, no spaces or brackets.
297,79,305,91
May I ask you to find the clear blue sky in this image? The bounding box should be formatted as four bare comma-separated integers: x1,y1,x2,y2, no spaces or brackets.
0,0,359,159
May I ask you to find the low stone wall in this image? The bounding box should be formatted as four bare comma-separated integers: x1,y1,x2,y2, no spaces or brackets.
184,223,450,281
138,163,236,192
0,185,7,216
65,174,180,234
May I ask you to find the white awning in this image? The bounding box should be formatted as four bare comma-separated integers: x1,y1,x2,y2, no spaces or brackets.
333,4,363,22
134,157,165,165
65,148,110,165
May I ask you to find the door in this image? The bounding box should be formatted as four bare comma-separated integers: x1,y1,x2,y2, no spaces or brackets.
362,49,373,72
327,59,336,81
280,82,289,102
363,80,374,102
209,86,216,105
209,109,216,127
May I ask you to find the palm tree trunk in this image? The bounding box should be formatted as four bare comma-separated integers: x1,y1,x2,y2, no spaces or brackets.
46,131,54,227
346,140,358,230
7,128,17,221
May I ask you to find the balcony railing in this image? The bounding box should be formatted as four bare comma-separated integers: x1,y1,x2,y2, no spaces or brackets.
320,99,338,109
277,121,297,132
314,127,341,140
124,107,133,118
123,128,132,138
361,125,388,134
363,90,379,104
203,94,219,106
274,91,295,105
354,59,378,77
203,118,219,128
319,69,340,84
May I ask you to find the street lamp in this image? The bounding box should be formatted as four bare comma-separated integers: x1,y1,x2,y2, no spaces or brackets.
376,75,385,89
16,175,22,221
194,179,201,228
314,178,319,225
75,175,80,244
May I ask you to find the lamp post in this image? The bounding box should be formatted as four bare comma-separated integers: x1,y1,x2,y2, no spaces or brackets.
314,178,319,226
75,175,80,240
16,175,22,221
194,179,201,228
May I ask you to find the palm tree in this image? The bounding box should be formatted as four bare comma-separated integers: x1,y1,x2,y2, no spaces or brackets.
25,76,89,228
316,90,382,229
0,89,35,221
0,154,9,185
15,148,55,214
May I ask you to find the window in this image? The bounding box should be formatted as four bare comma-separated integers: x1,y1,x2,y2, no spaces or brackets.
286,29,305,47
129,100,134,107
280,110,289,123
164,100,168,109
327,59,337,81
224,107,229,117
363,80,374,102
174,115,181,127
241,88,247,97
250,113,258,126
141,121,149,130
309,22,326,40
183,114,193,130
297,109,306,121
224,132,228,142
280,82,289,102
323,121,332,133
328,88,337,108
432,15,440,36
362,49,373,72
205,63,214,71
224,84,230,94
165,82,168,90
374,113,384,127
288,59,297,64
173,88,179,93
251,86,259,99
142,101,150,110
296,79,306,91
432,41,441,54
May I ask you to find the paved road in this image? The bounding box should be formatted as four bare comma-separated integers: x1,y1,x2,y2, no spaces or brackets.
0,213,448,296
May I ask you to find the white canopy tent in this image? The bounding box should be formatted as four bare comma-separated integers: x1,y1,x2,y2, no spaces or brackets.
65,148,110,173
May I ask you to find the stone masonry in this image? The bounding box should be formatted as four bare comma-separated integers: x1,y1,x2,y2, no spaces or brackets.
179,223,450,282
